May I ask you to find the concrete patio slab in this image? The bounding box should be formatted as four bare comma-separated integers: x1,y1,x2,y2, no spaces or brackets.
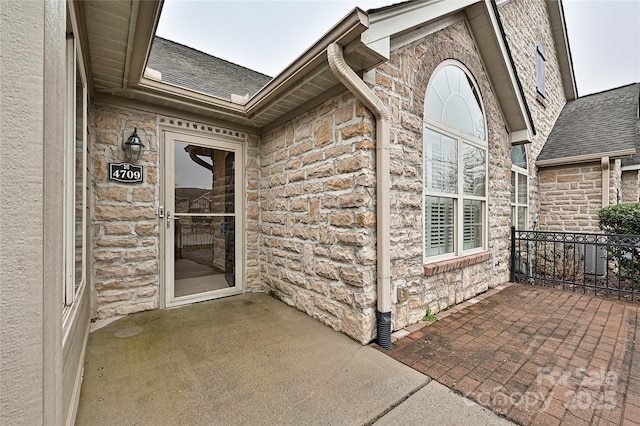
77,293,433,425
374,381,513,425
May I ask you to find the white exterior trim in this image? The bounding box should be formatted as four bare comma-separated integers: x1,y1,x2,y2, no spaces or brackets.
363,0,477,58
536,149,636,168
621,164,640,171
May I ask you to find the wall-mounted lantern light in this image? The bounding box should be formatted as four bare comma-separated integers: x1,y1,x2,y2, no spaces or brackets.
123,127,145,161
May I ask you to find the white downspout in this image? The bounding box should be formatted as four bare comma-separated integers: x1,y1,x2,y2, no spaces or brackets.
327,43,393,349
602,156,610,209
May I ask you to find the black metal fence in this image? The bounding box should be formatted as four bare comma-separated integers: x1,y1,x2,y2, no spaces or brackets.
175,221,215,259
511,227,640,301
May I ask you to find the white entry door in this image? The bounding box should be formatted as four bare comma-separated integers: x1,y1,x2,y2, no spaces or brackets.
163,131,244,307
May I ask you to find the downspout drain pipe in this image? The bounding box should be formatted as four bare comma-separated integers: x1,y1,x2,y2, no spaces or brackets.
327,43,393,350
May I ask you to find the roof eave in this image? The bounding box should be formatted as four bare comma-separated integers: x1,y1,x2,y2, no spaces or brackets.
547,0,578,100
363,0,535,144
244,8,375,114
361,0,478,58
469,0,536,143
127,0,165,90
537,149,637,168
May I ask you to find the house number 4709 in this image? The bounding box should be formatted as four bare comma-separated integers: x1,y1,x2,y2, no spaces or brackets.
108,163,144,183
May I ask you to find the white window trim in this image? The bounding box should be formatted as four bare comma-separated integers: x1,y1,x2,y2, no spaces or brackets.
423,61,489,264
63,33,88,313
511,165,529,230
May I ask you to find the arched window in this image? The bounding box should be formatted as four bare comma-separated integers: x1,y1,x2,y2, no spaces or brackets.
511,145,528,229
423,62,487,260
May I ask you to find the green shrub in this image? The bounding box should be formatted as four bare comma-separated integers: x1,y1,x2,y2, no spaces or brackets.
599,202,640,235
599,203,640,282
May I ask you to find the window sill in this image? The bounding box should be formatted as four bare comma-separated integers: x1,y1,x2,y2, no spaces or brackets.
424,251,492,277
536,92,547,108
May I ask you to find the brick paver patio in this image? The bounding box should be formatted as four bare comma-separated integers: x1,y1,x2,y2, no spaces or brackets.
380,283,640,425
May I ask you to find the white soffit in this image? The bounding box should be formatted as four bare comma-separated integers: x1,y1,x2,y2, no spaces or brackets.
469,0,534,141
547,0,577,100
362,0,477,58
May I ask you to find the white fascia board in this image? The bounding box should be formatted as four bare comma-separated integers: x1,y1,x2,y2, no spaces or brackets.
510,129,534,145
547,0,577,100
482,0,535,139
362,0,478,58
622,164,640,171
536,149,637,168
365,37,391,60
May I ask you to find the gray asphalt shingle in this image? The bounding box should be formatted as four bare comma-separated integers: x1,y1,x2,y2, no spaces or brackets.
147,37,272,100
539,83,640,166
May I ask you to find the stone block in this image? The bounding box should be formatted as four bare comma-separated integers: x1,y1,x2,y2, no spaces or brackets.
95,205,156,221
95,238,138,248
309,279,329,296
342,310,374,344
330,212,354,227
340,267,370,287
135,260,158,275
124,249,157,262
313,116,334,148
96,264,131,279
337,155,369,173
330,285,354,305
339,193,370,208
104,224,131,235
94,251,123,262
135,224,157,236
316,261,339,280
329,247,354,263
356,212,376,228
296,290,314,316
336,230,370,247
132,188,155,203
315,297,342,318
307,163,335,179
97,186,128,202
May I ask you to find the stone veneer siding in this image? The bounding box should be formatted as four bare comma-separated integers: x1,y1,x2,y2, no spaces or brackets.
259,93,378,344
91,103,160,318
91,101,260,319
498,0,569,226
622,170,640,203
370,19,512,330
538,163,609,232
538,160,630,233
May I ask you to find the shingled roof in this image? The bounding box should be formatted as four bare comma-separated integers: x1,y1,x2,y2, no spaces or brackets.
538,83,640,166
147,37,273,100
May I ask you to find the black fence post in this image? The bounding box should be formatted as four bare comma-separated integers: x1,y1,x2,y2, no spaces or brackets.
510,226,516,283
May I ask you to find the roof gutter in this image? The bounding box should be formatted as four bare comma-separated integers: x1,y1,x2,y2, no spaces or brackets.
246,9,370,115
327,42,393,350
536,149,636,168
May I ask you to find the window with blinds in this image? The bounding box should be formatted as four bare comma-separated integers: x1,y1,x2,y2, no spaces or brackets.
423,62,488,262
511,145,529,230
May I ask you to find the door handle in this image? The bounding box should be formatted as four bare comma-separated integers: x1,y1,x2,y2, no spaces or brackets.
167,211,171,228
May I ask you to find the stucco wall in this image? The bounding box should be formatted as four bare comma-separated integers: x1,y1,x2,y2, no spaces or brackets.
370,18,512,329
1,0,67,423
259,93,379,343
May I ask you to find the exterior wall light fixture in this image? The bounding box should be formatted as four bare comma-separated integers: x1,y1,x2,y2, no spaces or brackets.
124,127,145,161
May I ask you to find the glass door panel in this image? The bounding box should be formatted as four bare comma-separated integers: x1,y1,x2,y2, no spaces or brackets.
169,138,238,303
174,216,235,296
